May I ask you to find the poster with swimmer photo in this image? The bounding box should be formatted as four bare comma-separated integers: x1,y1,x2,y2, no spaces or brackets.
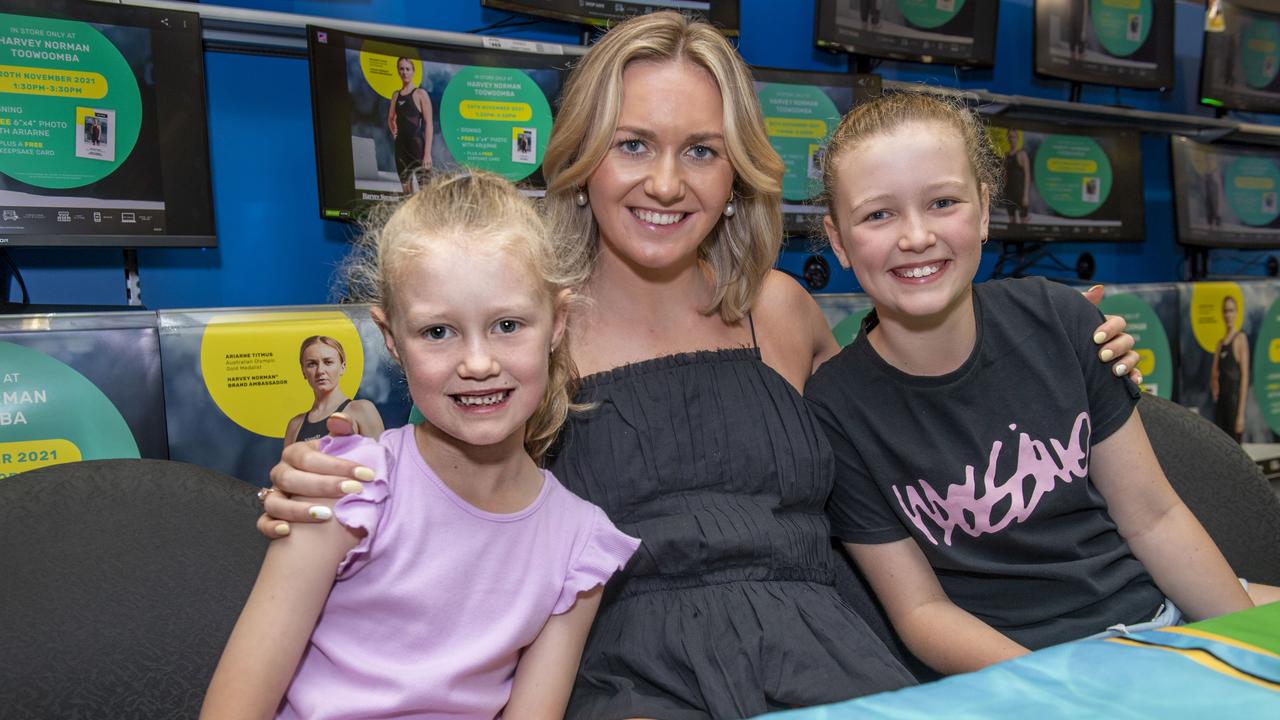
157,306,412,485
1176,280,1280,444
0,312,167,480
335,33,562,195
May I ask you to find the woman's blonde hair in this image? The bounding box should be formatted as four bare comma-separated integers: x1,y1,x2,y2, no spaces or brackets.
542,10,784,323
343,171,581,462
820,90,1003,230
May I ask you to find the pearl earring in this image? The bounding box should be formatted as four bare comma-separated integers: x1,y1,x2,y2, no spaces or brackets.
723,200,736,218
574,188,588,207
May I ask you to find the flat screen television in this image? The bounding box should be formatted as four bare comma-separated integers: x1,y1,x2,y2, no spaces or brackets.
1033,0,1175,90
985,118,1144,243
813,0,998,67
0,0,215,247
749,67,880,233
479,0,740,36
1170,135,1280,249
308,25,567,221
1200,0,1280,114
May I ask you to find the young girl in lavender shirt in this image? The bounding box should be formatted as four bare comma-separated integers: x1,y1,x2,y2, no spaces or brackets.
201,171,639,720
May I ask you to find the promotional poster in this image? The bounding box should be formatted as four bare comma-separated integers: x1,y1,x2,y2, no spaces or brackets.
0,312,167,479
158,305,412,485
1177,280,1280,443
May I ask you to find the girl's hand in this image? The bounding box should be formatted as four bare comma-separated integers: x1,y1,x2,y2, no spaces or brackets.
1083,284,1142,385
256,413,372,539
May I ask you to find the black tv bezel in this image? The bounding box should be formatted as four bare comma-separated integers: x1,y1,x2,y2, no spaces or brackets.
478,0,740,37
307,24,568,223
1169,134,1280,251
0,0,215,248
812,0,999,68
985,116,1146,245
1032,0,1175,91
1198,0,1280,114
749,66,880,234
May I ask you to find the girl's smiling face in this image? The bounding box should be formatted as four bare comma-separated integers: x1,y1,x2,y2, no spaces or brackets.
823,120,989,328
377,242,567,454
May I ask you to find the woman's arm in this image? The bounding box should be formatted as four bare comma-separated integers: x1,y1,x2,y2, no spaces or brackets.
387,91,398,138
202,497,362,720
752,270,839,391
417,89,433,169
503,586,603,719
1089,412,1253,621
845,539,1029,675
1235,334,1249,434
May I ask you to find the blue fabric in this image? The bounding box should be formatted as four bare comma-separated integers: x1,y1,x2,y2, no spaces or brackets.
761,633,1280,719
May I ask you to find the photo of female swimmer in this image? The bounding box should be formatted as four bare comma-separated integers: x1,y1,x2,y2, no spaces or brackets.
1210,295,1249,443
283,336,384,447
388,56,433,193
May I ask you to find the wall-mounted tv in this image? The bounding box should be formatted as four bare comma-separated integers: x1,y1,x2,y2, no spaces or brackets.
985,118,1144,243
1034,0,1175,90
0,0,215,247
308,26,567,221
479,0,740,36
1200,0,1280,114
1170,135,1280,250
749,67,879,233
813,0,998,67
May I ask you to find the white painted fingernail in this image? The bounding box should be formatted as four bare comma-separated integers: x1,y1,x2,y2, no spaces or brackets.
308,506,333,520
353,466,375,482
1093,331,1107,345
1099,348,1114,362
1113,364,1128,377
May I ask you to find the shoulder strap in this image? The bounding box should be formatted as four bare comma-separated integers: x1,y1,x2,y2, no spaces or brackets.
747,312,759,350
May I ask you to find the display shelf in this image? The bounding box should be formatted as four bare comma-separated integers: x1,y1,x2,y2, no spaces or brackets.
886,80,1280,147
101,0,583,57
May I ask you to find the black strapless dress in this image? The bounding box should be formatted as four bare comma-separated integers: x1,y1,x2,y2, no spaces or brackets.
548,349,916,719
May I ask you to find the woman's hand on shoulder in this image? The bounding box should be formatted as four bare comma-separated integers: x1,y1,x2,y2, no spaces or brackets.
754,270,839,391
257,415,374,539
1083,284,1142,384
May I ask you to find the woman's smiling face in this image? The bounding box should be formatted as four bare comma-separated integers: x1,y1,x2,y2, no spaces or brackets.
585,59,735,277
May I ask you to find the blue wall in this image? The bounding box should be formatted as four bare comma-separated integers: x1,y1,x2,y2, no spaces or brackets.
10,0,1279,306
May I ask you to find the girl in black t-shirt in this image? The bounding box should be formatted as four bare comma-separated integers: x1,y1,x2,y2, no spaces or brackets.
809,91,1268,676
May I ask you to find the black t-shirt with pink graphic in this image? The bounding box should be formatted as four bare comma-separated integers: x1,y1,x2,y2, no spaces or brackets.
807,277,1162,651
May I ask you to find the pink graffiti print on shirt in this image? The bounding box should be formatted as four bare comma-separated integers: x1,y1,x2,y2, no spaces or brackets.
891,412,1091,546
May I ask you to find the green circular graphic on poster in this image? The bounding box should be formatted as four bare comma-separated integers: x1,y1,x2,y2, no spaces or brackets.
1097,293,1171,398
1032,135,1112,218
831,308,872,348
1251,297,1280,435
897,0,965,30
758,83,840,201
1224,156,1280,227
1089,0,1152,58
0,14,142,189
439,66,551,182
1240,19,1280,90
0,340,138,479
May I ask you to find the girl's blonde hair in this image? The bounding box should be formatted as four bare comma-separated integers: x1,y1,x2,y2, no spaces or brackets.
542,10,784,323
821,90,1004,229
344,171,581,462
